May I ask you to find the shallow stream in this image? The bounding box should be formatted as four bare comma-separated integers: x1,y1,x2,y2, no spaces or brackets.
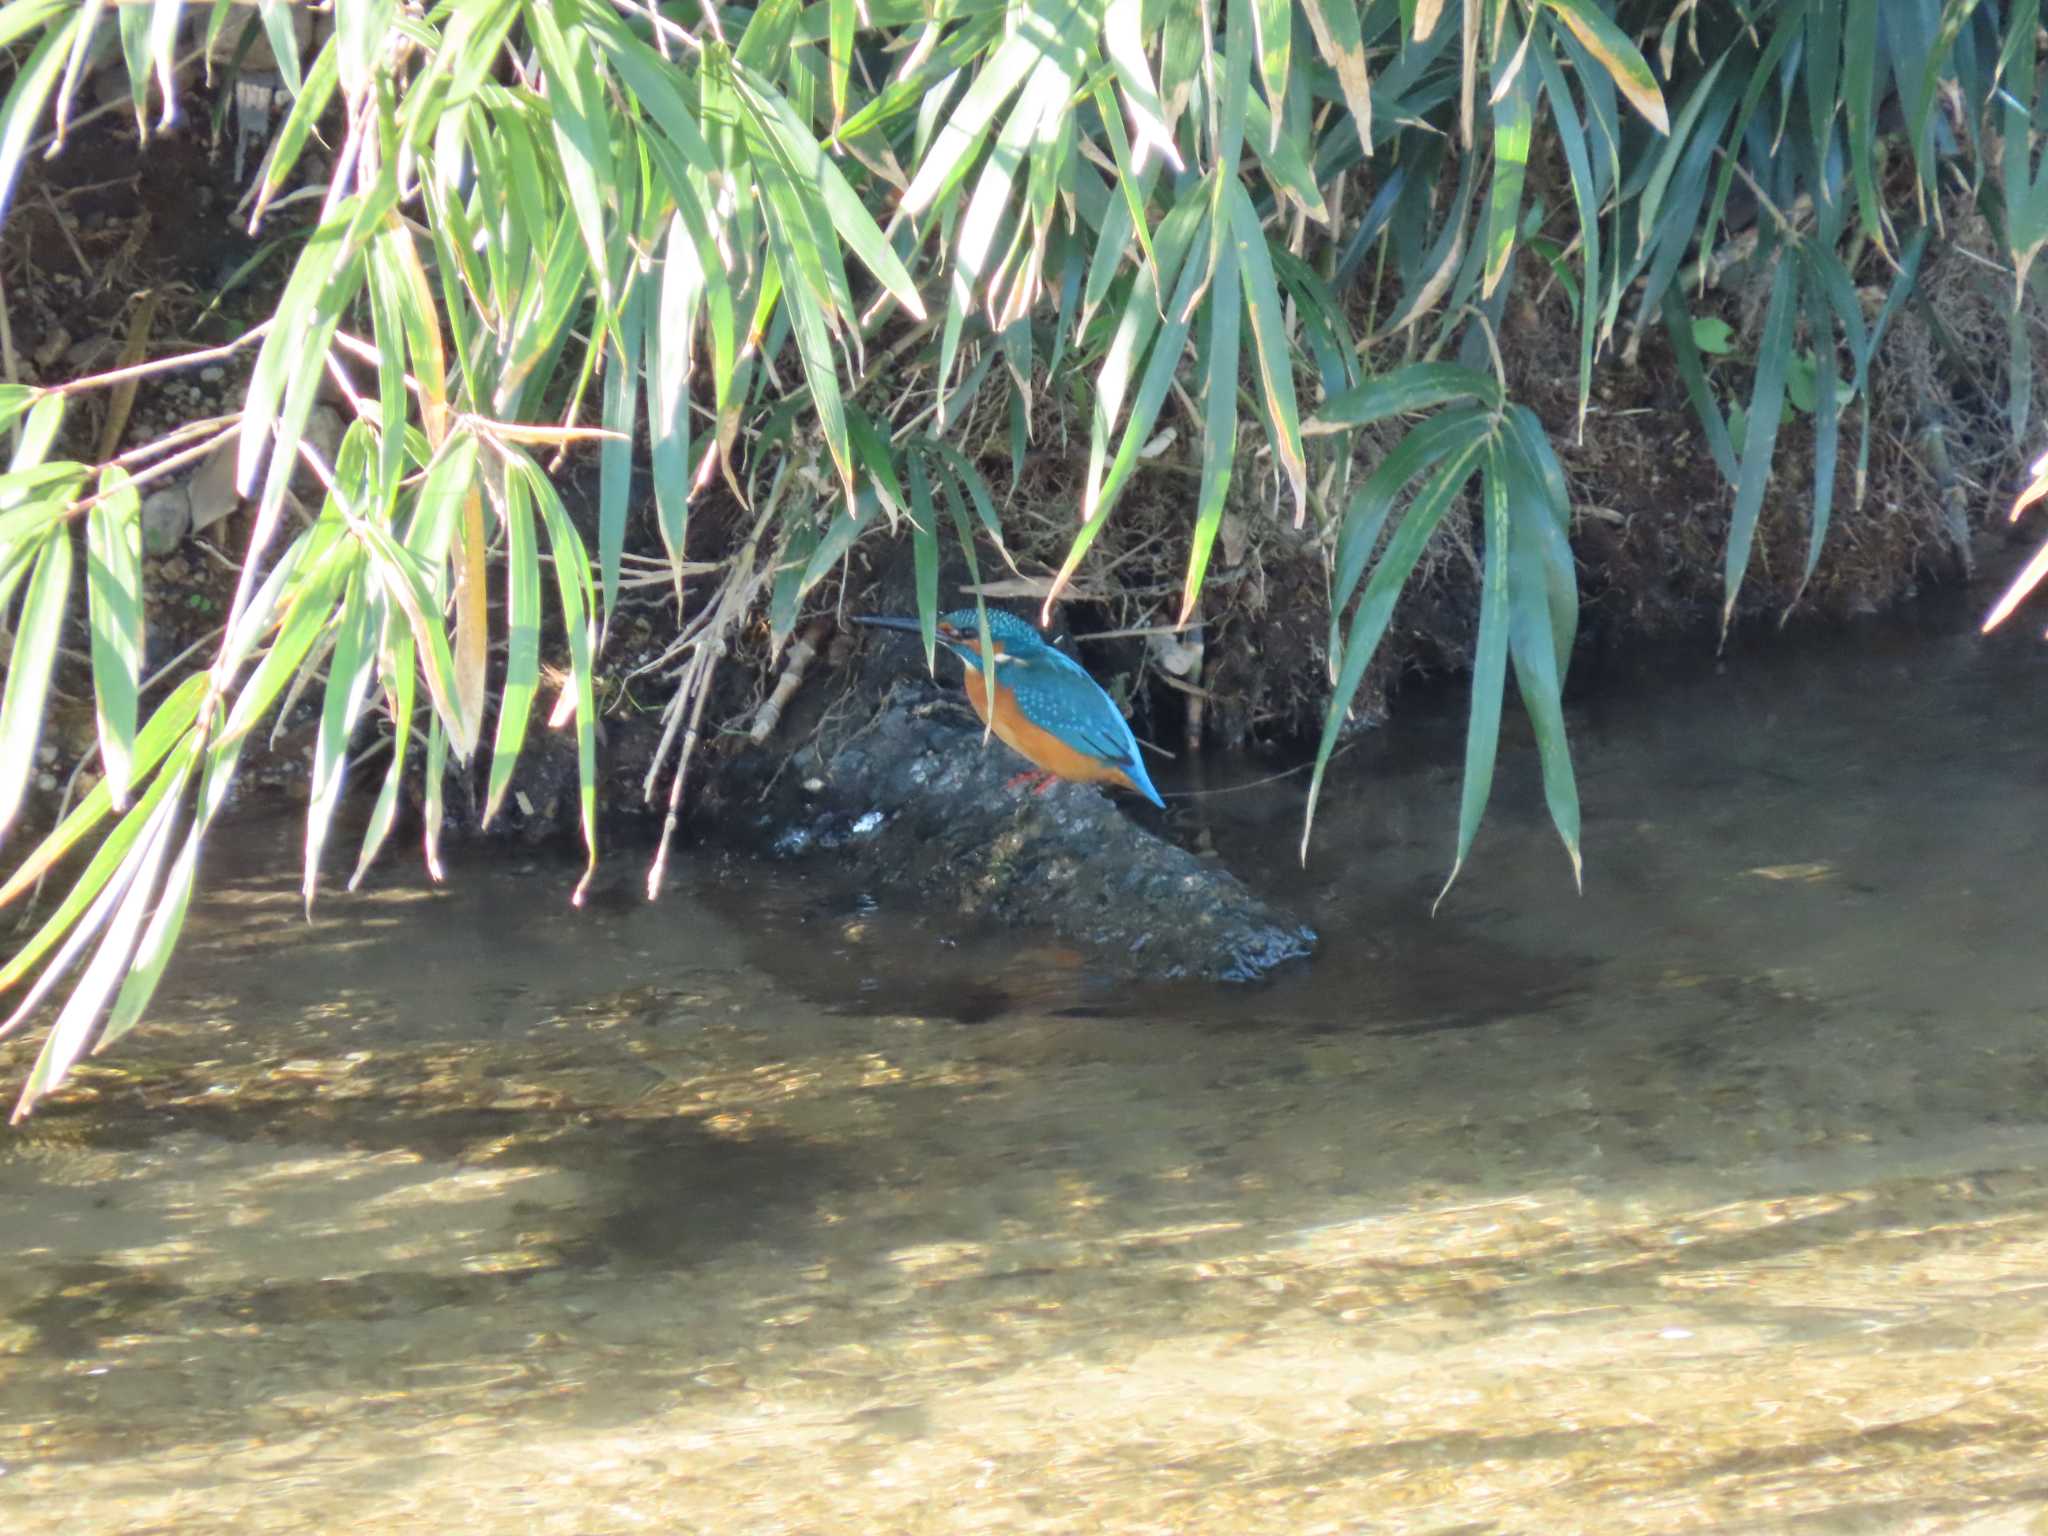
6,609,2048,1531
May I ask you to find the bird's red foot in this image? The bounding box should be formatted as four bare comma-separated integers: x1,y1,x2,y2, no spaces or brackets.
1005,769,1060,797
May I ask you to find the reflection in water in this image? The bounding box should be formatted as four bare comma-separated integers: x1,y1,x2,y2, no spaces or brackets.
8,617,2048,1531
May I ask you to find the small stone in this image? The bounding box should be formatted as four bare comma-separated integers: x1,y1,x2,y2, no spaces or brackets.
187,429,241,534
160,557,190,584
199,365,225,385
141,485,192,557
37,743,57,766
35,772,57,793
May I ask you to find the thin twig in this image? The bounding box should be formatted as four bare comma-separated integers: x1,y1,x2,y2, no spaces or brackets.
47,321,273,397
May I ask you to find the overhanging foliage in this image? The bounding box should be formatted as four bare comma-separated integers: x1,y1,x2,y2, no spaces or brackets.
0,0,2043,1114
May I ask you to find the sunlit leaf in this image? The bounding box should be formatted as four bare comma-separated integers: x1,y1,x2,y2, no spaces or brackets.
0,529,71,849
85,469,143,808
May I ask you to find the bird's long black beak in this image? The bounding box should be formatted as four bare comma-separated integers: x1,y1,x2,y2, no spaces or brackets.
850,614,926,637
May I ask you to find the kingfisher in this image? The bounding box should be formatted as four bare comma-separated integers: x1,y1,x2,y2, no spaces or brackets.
854,608,1165,810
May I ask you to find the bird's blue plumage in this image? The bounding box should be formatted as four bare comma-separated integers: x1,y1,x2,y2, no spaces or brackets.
925,608,1163,809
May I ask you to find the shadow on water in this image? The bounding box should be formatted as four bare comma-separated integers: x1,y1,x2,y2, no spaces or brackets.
9,599,2048,1530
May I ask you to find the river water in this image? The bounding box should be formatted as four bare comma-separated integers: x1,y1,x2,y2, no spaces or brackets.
6,607,2048,1532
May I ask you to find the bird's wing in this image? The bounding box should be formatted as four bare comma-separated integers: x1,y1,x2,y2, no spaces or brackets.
1011,665,1145,775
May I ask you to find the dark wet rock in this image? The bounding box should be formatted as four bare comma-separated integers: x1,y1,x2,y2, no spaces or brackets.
715,683,1315,983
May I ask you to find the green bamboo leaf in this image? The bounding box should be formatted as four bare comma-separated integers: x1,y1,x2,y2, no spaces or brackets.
938,48,1077,385
98,811,203,1054
1500,405,1577,673
253,30,341,208
901,0,1083,216
1330,408,1493,639
482,468,541,828
735,0,804,70
216,547,356,751
12,763,187,1120
85,468,143,808
1532,39,1602,433
1536,0,1668,133
1481,9,1535,299
1302,435,1487,860
51,0,107,152
1229,179,1307,526
256,0,304,95
1082,195,1205,521
1243,92,1328,223
349,614,416,891
1051,210,1212,616
520,457,600,904
335,0,396,98
757,164,858,501
1250,0,1292,149
827,0,854,128
0,672,207,912
909,451,940,670
928,440,1011,562
1089,81,1162,298
8,390,66,474
236,201,369,500
800,487,879,591
1,738,193,1099
527,1,617,303
1102,0,1182,169
423,712,449,883
0,7,80,231
599,271,645,633
1213,0,1254,272
1506,455,1581,887
0,726,197,1006
1723,255,1799,634
1793,268,1842,610
646,211,699,595
0,529,71,848
1311,361,1502,431
1634,52,1730,250
1660,290,1739,486
1299,0,1373,156
1439,443,1513,906
732,65,927,318
302,577,378,913
1183,178,1243,628
1841,0,1887,249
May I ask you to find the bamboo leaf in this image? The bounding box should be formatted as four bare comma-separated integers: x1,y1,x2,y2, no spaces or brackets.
13,767,187,1120
0,6,81,230
1439,441,1513,905
482,466,541,827
1310,361,1502,431
518,456,600,904
1299,0,1374,156
910,451,940,669
302,576,379,913
1102,0,1183,170
1481,9,1535,298
0,529,71,849
1723,256,1800,634
0,726,197,1005
1303,435,1487,860
1229,179,1307,526
0,672,207,912
1536,0,1669,133
647,211,700,598
85,468,143,809
599,271,645,633
1183,177,1243,628
348,610,416,892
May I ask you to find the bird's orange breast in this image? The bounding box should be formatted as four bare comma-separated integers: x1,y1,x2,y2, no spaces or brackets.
962,668,1141,793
